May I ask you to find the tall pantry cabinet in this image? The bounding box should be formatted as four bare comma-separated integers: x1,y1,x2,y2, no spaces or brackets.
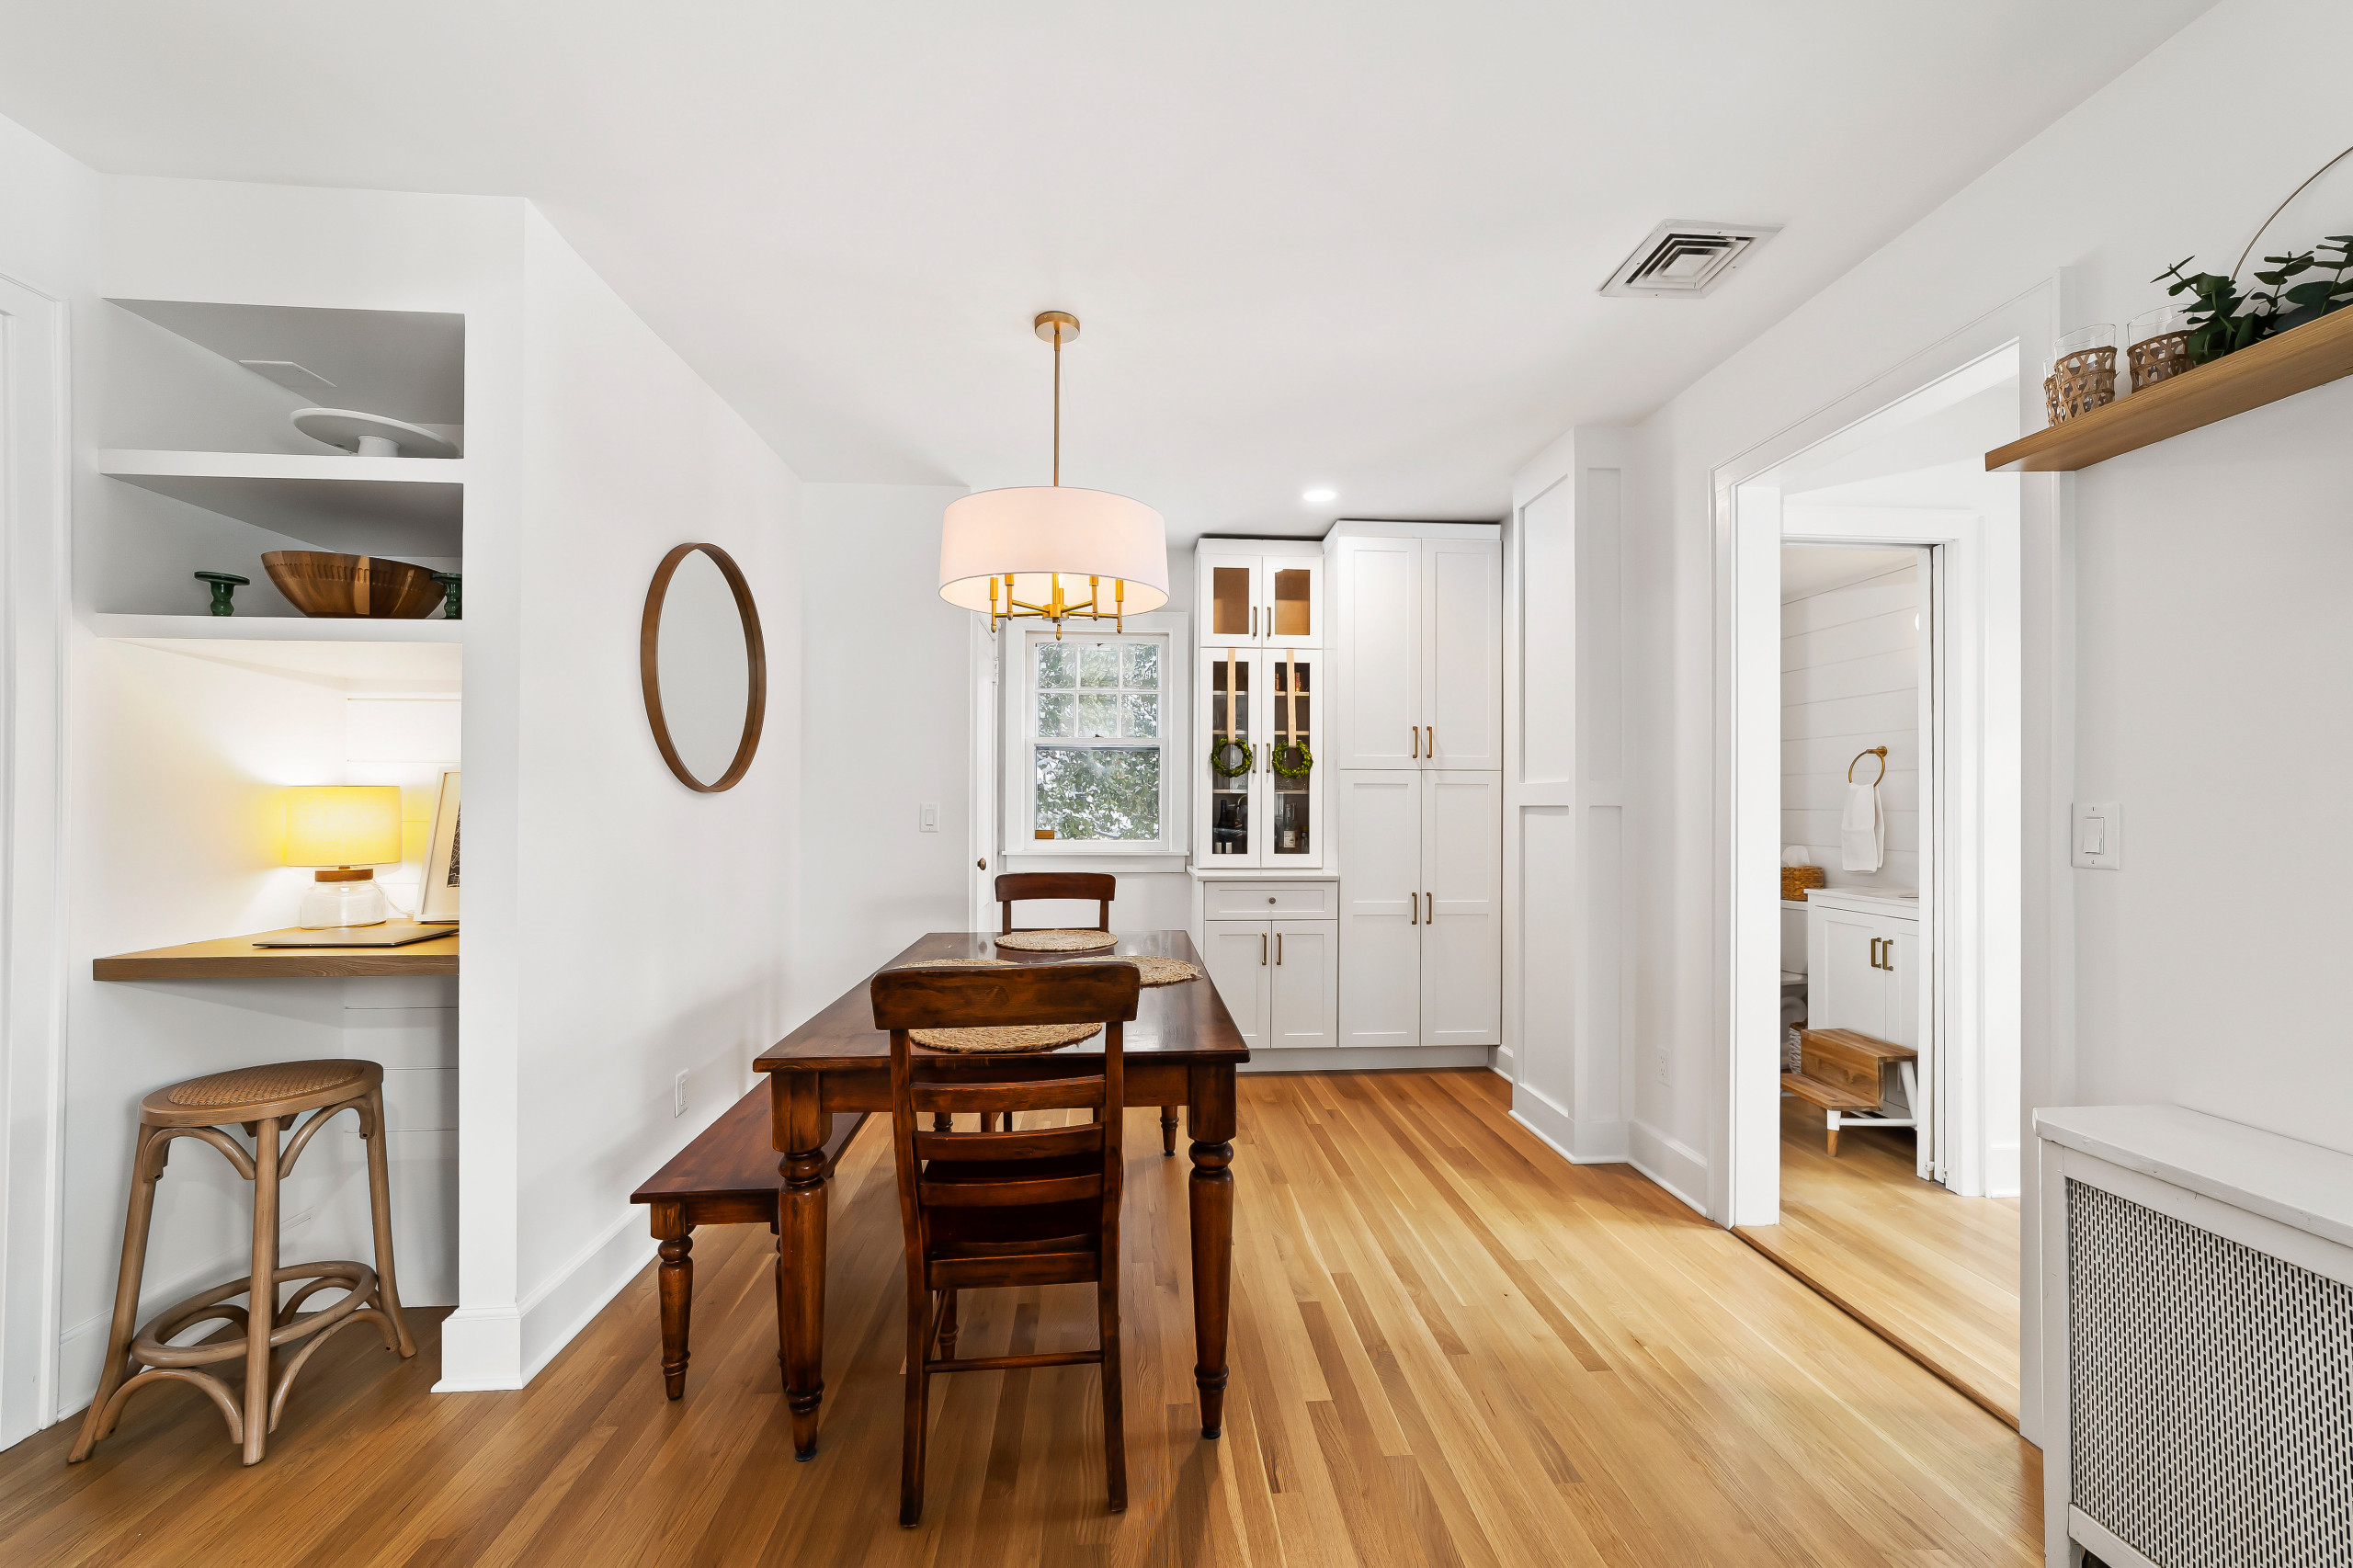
1328,523,1503,1050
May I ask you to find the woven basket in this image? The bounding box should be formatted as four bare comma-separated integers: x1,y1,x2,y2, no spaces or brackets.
908,1022,1101,1054
2046,346,2117,424
2128,331,2192,392
995,929,1120,953
1781,865,1826,902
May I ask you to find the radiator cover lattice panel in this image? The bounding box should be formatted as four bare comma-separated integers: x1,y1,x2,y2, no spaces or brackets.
2067,1179,2353,1568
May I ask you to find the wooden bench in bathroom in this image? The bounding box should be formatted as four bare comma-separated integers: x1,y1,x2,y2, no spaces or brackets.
1781,1027,1918,1156
630,1084,869,1399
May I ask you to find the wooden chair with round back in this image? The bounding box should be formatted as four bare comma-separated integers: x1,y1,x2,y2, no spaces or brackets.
870,960,1141,1527
69,1059,416,1466
991,871,1177,1155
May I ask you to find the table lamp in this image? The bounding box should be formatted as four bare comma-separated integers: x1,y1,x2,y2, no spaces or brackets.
285,786,403,928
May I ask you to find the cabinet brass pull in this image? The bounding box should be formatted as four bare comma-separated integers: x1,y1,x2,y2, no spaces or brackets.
1425,725,1434,756
1881,938,1894,972
1411,725,1419,758
1276,933,1284,965
1426,892,1434,923
1251,606,1257,638
1870,937,1881,969
1260,932,1267,965
1410,892,1418,926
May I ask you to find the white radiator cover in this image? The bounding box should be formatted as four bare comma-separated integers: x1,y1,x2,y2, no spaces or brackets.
2036,1106,2353,1568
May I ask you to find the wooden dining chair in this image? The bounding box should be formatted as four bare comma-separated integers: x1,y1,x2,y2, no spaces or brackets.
870,960,1142,1528
991,872,1176,1156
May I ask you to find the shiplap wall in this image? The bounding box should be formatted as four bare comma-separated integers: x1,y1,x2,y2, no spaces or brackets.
1781,559,1920,890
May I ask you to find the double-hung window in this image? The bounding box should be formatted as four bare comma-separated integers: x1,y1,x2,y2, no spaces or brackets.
1020,630,1171,849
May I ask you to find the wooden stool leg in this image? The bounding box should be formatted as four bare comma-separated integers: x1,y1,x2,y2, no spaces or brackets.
1160,1107,1178,1157
361,1087,416,1358
243,1118,281,1466
658,1229,694,1399
1825,1110,1841,1158
69,1126,166,1462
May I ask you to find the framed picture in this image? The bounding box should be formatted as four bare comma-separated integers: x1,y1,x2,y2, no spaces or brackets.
419,768,460,924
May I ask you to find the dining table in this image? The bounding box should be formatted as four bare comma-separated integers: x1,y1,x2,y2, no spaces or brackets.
753,927,1249,1460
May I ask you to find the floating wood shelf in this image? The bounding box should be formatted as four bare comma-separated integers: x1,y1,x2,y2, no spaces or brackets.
99,449,464,556
1985,308,2353,472
94,613,462,643
94,927,459,980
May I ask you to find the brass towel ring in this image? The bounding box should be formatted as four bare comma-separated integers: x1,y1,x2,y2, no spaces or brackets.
1847,746,1888,786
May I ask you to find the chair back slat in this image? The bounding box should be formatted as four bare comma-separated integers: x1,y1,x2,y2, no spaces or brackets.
913,1124,1103,1161
993,871,1116,936
919,1171,1104,1208
910,1076,1105,1116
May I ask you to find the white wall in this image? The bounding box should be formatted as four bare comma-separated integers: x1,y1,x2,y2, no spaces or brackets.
790,483,971,1022
493,207,802,1382
1780,560,1919,890
1566,0,2353,1439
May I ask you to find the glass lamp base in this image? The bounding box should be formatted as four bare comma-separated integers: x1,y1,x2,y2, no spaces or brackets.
297,878,390,929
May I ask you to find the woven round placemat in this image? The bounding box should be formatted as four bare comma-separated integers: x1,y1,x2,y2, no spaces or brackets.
995,929,1120,953
908,1022,1103,1054
891,957,1014,969
1128,955,1201,986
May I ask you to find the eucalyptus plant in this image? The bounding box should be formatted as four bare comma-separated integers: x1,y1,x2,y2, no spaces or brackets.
2155,233,2353,364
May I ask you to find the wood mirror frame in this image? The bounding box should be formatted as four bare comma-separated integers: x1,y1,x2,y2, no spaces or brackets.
640,541,767,792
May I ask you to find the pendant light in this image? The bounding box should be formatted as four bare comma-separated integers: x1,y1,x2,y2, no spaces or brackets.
938,312,1169,637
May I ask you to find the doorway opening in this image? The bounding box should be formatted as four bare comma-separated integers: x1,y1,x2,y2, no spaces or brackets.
1726,345,2026,1426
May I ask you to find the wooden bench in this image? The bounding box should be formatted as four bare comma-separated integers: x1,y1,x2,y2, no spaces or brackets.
631,1085,868,1399
1781,1027,1917,1156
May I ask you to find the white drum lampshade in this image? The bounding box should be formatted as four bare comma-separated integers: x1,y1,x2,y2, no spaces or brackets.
938,485,1169,619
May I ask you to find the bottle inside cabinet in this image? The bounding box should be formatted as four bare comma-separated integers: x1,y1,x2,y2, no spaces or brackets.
1271,653,1312,857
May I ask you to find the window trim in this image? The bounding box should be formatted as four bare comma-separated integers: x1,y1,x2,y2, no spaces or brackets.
1000,612,1188,858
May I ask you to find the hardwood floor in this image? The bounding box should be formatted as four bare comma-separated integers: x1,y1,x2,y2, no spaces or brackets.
1737,1094,2023,1426
1,1071,2040,1566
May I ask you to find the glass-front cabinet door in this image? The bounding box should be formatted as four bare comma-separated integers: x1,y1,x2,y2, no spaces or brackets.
1195,545,1324,650
1195,647,1324,868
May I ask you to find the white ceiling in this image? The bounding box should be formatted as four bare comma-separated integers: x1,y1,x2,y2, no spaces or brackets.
0,2,2211,544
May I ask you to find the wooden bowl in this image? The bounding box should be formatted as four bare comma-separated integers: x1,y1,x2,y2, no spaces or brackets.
261,551,447,619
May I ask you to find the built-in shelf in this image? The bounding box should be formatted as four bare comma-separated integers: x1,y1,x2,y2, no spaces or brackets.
1985,307,2353,472
99,449,464,556
95,614,462,683
95,927,460,981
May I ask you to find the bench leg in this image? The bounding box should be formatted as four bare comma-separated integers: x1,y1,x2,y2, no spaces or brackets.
658,1230,694,1399
1161,1107,1178,1157
1825,1110,1841,1158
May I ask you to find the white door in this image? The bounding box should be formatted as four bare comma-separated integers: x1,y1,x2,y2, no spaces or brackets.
1811,910,1893,1040
1337,770,1421,1047
1421,771,1501,1047
1199,553,1262,648
1261,551,1324,649
1268,921,1337,1049
1200,920,1271,1049
1421,536,1502,770
1334,538,1420,768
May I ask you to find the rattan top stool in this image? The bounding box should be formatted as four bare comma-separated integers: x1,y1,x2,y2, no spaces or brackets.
68,1059,416,1466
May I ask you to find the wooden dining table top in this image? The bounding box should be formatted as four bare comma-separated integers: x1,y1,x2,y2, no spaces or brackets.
752,928,1247,1074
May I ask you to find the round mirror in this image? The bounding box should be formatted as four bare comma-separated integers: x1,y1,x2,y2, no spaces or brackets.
641,542,766,791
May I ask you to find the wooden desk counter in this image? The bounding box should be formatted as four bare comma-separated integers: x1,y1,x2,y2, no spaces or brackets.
93,927,460,981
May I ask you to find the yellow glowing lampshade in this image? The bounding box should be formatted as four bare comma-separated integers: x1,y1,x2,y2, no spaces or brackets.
284,786,403,868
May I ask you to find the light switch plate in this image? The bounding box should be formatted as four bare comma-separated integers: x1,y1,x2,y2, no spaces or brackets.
2072,802,2122,869
920,801,940,832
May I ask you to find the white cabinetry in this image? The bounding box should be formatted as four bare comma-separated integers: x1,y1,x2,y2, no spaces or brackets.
1336,769,1500,1048
1805,888,1927,1174
1331,531,1500,770
1199,881,1337,1051
1196,645,1324,868
1196,540,1324,650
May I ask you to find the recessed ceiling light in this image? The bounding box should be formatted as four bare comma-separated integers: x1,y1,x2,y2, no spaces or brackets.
1302,487,1337,505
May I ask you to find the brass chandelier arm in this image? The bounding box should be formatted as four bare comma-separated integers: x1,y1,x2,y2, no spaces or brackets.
986,572,1129,636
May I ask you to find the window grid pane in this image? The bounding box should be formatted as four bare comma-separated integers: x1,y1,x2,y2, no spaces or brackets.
1029,634,1166,845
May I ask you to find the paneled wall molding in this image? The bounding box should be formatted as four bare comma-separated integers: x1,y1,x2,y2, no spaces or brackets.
1505,426,1634,1170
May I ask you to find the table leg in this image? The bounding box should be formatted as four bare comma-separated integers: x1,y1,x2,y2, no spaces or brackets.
1187,1065,1236,1439
654,1218,693,1400
779,1074,830,1460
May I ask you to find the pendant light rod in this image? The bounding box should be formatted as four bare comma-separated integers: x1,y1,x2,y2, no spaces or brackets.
1034,310,1078,488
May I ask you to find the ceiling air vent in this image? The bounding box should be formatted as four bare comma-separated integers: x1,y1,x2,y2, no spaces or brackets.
1599,221,1781,299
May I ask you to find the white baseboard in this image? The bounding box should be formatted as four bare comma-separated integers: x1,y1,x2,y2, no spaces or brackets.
1509,1082,1631,1165
1986,1140,2022,1199
1490,1042,1514,1078
1238,1045,1495,1074
1628,1119,1709,1216
434,1305,523,1392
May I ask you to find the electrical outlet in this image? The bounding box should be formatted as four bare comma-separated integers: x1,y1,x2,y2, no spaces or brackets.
672,1071,688,1119
920,801,940,833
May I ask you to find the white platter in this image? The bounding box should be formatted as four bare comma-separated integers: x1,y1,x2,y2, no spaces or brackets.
292,406,460,460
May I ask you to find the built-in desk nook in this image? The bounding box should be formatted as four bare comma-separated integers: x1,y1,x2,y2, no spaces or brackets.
92,927,459,981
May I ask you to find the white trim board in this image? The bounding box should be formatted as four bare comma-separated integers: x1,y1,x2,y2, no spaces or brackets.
1238,1045,1492,1075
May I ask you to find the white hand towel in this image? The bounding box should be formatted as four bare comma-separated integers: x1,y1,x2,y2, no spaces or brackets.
1840,780,1884,872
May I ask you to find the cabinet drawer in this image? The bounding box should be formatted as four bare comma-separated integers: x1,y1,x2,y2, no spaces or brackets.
1203,881,1336,920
